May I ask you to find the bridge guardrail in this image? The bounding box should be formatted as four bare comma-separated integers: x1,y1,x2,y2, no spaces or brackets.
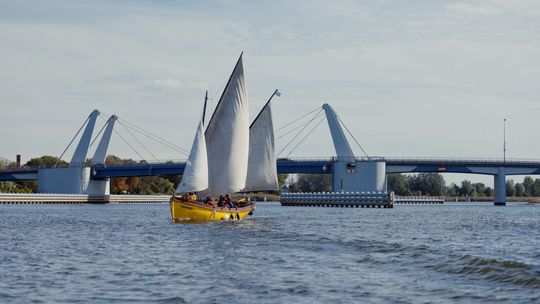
3,156,540,173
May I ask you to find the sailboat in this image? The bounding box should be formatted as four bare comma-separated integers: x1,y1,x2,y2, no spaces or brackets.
170,53,279,222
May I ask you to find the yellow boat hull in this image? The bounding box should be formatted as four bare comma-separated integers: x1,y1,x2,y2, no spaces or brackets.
170,197,255,222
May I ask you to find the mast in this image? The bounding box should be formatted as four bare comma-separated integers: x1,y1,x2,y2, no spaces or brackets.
202,90,208,125
250,89,279,129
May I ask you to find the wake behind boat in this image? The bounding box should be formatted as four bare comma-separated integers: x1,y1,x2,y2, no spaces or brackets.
170,53,279,222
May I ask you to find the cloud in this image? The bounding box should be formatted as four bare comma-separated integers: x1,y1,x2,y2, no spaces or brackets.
151,78,182,90
149,78,208,92
445,3,501,15
1,0,540,169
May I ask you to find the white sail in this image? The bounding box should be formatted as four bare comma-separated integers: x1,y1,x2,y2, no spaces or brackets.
204,54,250,195
176,121,208,193
245,101,279,191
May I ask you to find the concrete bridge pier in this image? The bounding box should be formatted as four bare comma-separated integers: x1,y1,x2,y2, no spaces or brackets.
494,167,506,206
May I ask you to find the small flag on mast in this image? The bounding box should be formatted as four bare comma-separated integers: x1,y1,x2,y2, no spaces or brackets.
275,90,282,97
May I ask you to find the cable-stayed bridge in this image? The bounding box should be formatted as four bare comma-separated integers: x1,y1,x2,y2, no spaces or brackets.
2,105,540,206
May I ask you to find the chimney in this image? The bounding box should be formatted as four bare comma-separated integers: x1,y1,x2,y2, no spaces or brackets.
16,154,21,168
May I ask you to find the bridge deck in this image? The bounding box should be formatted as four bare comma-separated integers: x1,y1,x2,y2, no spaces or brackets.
2,157,540,180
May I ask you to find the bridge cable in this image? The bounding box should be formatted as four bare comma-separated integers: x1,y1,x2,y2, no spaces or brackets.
276,117,323,141
275,106,323,133
55,114,93,166
116,118,190,156
118,122,189,157
335,114,370,159
277,108,324,157
96,113,154,162
117,120,160,162
285,115,327,158
111,128,147,162
98,110,190,157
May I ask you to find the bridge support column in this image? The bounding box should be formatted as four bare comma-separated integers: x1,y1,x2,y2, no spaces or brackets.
331,161,386,192
494,167,506,206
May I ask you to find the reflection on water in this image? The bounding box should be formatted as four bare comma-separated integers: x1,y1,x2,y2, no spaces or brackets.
0,202,539,303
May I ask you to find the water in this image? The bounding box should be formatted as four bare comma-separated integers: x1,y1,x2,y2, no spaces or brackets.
0,202,539,303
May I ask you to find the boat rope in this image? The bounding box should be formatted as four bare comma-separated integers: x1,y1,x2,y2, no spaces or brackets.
277,108,324,157
208,77,229,112
55,114,93,167
285,115,327,158
117,120,160,162
335,113,370,159
275,106,322,133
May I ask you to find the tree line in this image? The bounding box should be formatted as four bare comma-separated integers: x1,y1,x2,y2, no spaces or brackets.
3,155,540,197
0,155,177,194
283,172,540,198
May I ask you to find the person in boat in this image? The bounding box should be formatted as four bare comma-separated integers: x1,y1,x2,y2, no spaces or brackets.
224,194,232,208
218,195,224,207
237,197,247,207
204,196,214,207
184,192,197,202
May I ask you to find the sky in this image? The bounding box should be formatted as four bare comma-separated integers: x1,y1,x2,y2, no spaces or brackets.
1,0,539,186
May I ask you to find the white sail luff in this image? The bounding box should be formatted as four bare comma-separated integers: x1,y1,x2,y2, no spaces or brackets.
204,55,250,196
245,101,279,191
176,121,208,193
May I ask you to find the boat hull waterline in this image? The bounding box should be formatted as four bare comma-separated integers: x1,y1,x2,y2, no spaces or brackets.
170,197,255,222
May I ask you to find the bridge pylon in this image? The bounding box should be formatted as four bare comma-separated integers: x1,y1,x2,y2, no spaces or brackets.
86,115,118,195
322,103,386,193
38,110,118,195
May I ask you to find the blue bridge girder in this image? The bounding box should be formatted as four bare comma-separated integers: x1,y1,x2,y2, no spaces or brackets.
89,159,334,179
2,157,540,181
384,157,540,175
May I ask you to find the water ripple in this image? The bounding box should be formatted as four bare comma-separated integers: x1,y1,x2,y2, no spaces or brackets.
0,203,539,303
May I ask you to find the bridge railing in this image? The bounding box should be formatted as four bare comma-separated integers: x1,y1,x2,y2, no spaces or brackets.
0,159,190,172
91,159,187,167
3,156,540,173
382,156,540,165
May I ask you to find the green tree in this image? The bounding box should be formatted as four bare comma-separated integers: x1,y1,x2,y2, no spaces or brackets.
532,179,540,197
523,176,534,196
446,183,460,197
473,183,487,197
11,180,36,193
26,156,67,167
287,182,301,193
0,181,16,193
460,180,474,197
0,157,10,168
105,155,137,165
506,180,516,197
277,174,288,193
162,175,181,189
387,174,410,195
296,174,331,192
407,173,446,196
515,183,525,197
138,176,175,194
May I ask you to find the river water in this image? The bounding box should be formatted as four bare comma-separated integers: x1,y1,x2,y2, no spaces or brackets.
0,202,538,303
